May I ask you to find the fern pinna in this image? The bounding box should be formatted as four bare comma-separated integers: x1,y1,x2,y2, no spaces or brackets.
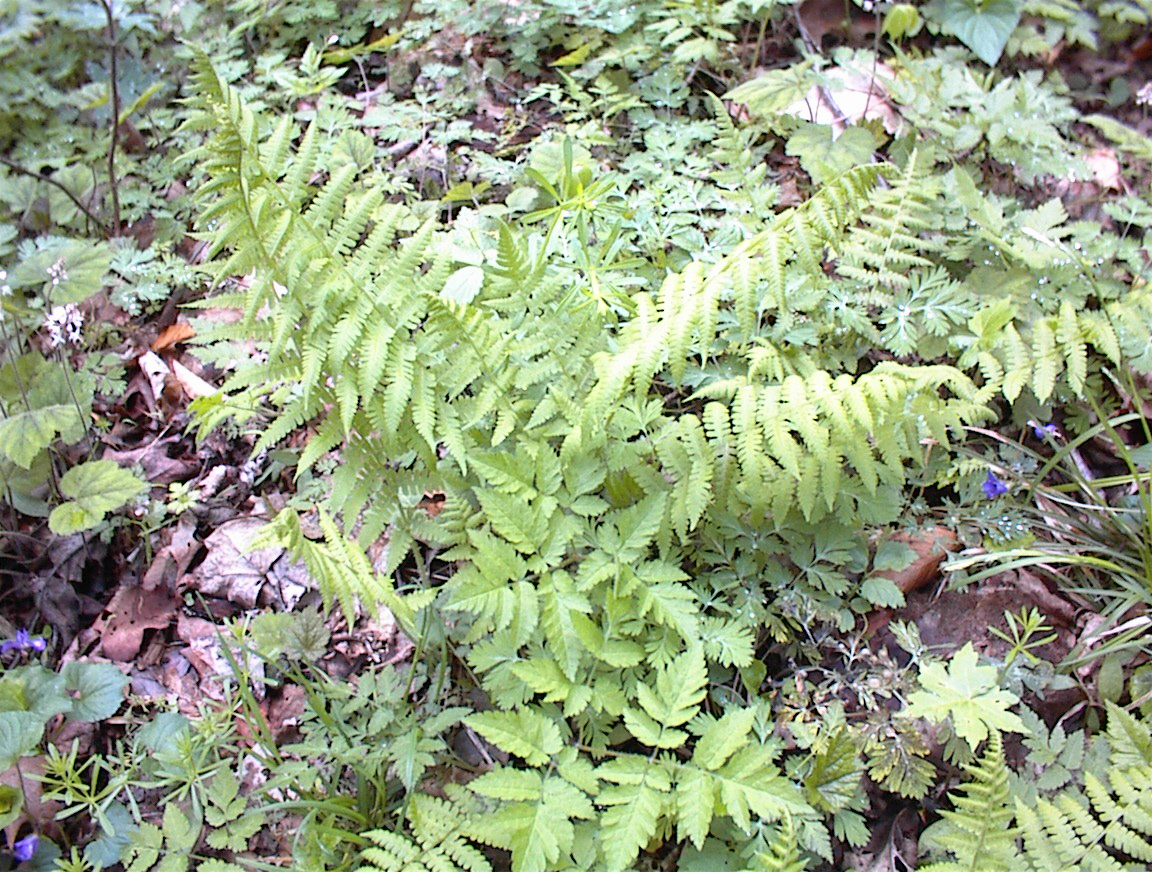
183,53,1018,870
919,704,1152,871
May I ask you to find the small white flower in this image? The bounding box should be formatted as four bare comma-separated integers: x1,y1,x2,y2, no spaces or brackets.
239,449,268,485
1137,82,1152,107
44,303,84,348
46,258,69,287
0,268,9,296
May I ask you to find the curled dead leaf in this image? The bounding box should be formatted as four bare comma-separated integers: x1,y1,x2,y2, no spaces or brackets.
875,526,959,595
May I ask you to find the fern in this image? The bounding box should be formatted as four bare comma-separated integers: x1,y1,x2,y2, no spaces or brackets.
182,50,1152,872
357,791,493,872
919,733,1021,871
1016,703,1152,871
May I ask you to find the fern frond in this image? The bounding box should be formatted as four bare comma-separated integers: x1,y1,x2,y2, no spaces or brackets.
920,733,1019,871
358,792,492,872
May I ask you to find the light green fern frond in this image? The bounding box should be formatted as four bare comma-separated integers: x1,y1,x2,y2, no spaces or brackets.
1016,702,1152,871
920,732,1020,871
357,792,493,872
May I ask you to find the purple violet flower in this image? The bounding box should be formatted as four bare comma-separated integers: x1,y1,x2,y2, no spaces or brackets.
12,834,37,863
1031,421,1059,440
0,630,46,655
982,471,1009,500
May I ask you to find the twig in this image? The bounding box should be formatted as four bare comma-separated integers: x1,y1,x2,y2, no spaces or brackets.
0,157,112,237
100,0,122,236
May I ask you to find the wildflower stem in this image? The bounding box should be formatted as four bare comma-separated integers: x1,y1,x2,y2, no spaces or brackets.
100,0,122,236
0,157,112,238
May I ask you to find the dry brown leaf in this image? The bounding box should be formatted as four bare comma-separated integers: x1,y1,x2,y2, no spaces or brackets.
181,517,313,609
100,586,178,662
151,322,196,352
142,515,201,592
170,358,217,399
875,526,959,595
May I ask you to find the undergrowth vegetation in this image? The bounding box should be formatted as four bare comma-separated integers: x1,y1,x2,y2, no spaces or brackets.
5,0,1152,869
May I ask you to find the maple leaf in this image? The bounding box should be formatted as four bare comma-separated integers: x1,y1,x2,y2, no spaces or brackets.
901,643,1026,748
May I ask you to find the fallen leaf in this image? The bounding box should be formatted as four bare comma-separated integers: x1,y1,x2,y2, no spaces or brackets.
142,515,201,591
151,322,196,352
137,351,170,405
176,613,267,700
1085,148,1122,190
102,434,195,485
171,358,217,399
181,517,312,609
875,526,959,595
100,586,178,662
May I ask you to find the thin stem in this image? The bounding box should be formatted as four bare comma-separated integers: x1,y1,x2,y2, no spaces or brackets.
101,0,122,236
0,157,112,238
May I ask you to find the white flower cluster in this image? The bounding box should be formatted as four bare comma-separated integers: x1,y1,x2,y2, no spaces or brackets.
46,258,69,286
0,269,9,296
44,303,84,348
1138,82,1152,108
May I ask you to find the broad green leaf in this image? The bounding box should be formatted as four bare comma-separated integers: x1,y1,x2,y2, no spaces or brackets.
930,0,1021,66
20,665,72,721
442,265,484,305
0,404,85,468
0,711,43,769
0,785,23,830
85,802,138,868
49,460,148,534
10,239,112,304
785,123,877,186
61,662,129,722
860,577,906,608
901,643,1026,747
884,4,922,40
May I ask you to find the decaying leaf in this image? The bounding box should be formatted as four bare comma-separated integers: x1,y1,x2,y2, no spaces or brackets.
100,586,179,662
180,517,312,609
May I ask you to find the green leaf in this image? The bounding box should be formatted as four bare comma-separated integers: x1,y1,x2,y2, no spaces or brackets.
161,803,198,853
465,709,563,767
0,711,43,769
625,646,707,748
471,774,593,872
0,785,23,830
597,766,669,872
442,265,485,305
61,662,129,722
693,708,757,771
883,4,922,40
724,61,816,114
785,123,877,186
860,577,905,608
85,802,138,869
901,643,1026,747
49,460,148,534
0,404,85,469
930,0,1021,66
10,240,112,304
